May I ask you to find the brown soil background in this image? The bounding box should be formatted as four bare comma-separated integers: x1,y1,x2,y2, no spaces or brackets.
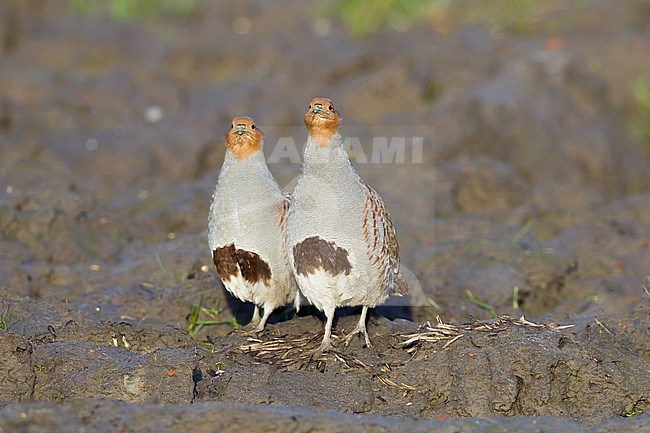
1,1,649,432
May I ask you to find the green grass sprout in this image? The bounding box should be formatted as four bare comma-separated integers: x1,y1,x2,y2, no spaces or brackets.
466,289,497,319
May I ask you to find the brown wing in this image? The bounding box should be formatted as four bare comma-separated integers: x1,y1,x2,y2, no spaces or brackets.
361,183,407,295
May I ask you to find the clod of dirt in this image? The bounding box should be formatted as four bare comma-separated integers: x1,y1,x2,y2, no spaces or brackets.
0,333,34,403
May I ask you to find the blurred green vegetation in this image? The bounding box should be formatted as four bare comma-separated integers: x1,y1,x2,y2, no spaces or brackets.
447,0,586,35
458,0,540,33
328,0,587,36
68,0,207,21
630,78,650,144
68,0,586,36
328,0,439,36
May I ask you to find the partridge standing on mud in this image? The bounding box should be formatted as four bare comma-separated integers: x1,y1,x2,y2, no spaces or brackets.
208,116,298,331
286,98,407,354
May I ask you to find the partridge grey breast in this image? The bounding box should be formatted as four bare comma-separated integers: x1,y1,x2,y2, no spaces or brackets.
285,98,406,355
208,116,298,331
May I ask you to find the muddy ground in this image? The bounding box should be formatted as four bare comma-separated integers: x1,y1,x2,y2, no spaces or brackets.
1,0,649,432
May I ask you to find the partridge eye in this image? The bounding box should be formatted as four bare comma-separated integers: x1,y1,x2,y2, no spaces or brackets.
251,124,256,129
230,124,233,129
328,105,333,111
308,104,311,109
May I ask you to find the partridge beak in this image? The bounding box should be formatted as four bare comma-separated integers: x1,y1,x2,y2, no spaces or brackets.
313,103,323,114
236,124,246,135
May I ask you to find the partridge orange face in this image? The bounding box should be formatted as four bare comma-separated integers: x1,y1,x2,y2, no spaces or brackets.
304,97,341,147
225,116,263,160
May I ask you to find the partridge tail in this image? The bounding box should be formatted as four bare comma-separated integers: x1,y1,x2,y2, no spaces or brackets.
393,273,409,296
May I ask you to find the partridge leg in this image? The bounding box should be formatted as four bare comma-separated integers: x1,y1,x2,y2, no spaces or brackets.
253,306,273,332
344,306,372,348
313,305,336,357
250,305,261,327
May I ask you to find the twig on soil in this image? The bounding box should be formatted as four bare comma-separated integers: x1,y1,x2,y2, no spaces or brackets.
333,352,373,373
237,332,325,370
397,315,574,353
441,334,463,350
594,318,612,335
236,332,417,392
236,314,574,393
375,375,417,393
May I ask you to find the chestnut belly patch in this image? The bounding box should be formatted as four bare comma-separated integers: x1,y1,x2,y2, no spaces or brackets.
213,244,272,284
293,236,352,277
